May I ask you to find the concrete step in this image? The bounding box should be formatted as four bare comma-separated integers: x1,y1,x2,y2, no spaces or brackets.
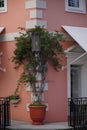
6,128,73,130
6,120,73,130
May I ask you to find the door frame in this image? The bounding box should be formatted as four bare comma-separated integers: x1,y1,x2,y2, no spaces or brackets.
66,51,84,98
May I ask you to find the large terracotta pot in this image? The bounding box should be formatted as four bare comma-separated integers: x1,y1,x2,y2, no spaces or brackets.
29,105,46,125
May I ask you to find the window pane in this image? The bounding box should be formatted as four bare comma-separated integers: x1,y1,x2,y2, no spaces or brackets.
0,1,1,7
71,65,81,98
0,0,4,8
2,1,4,7
68,0,79,7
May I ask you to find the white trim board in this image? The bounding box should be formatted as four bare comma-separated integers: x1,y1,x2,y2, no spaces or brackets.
0,32,20,42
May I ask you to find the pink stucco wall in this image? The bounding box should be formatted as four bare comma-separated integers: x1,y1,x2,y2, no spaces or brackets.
0,0,87,123
44,0,87,31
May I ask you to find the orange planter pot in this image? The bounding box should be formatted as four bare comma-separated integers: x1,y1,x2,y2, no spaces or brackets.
29,105,46,125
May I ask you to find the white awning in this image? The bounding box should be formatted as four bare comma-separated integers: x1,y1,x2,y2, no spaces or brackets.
0,27,4,33
62,25,87,70
0,26,6,72
62,25,87,52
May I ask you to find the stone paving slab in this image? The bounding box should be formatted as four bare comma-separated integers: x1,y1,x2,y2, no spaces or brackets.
6,120,73,130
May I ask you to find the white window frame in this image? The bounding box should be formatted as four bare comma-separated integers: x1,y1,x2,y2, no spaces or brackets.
65,0,86,14
0,0,7,13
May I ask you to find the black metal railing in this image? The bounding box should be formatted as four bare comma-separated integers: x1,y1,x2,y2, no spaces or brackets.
68,97,87,130
0,97,10,129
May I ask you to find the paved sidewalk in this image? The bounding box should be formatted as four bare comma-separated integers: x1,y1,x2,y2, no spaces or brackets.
6,120,73,130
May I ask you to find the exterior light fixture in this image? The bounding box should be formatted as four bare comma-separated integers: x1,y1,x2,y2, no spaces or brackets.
32,33,40,52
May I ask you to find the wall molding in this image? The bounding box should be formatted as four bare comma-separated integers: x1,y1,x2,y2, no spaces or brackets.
30,9,43,18
25,0,47,28
0,32,73,42
0,32,19,42
26,82,48,92
25,0,46,9
26,19,47,29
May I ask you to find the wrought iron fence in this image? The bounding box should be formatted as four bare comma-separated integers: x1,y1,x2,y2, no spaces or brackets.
0,97,10,129
68,97,87,130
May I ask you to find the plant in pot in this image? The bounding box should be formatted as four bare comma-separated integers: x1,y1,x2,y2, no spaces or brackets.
7,94,20,106
12,26,64,125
